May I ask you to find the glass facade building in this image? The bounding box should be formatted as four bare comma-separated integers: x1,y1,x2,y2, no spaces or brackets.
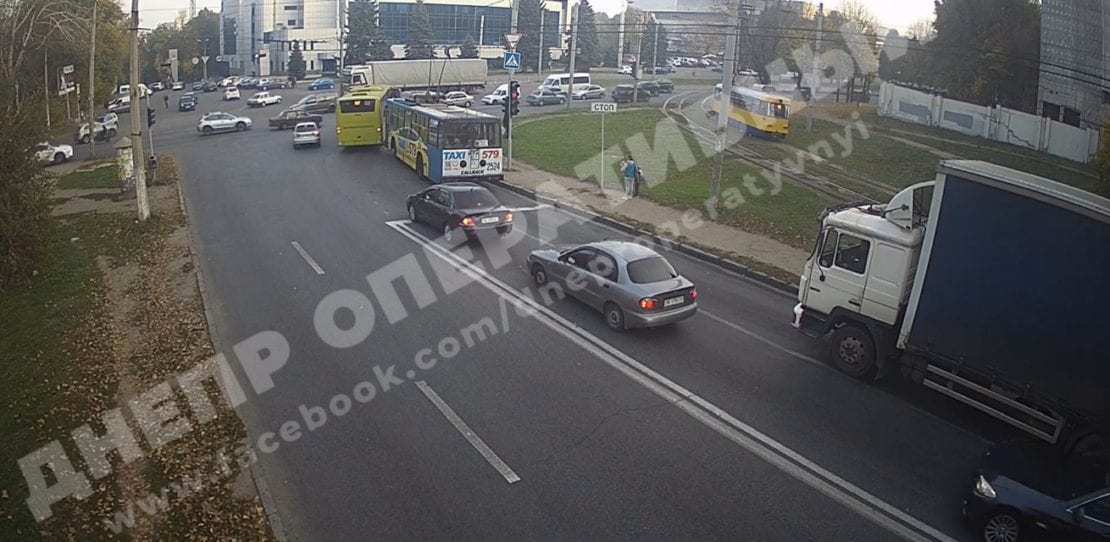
379,3,560,47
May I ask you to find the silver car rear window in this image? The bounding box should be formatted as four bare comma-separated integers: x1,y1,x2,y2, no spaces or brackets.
627,257,678,284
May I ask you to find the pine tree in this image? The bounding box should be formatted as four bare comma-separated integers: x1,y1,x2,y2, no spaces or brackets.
460,35,480,59
640,20,669,69
575,0,601,67
288,41,306,79
346,0,391,64
405,0,435,59
513,0,544,72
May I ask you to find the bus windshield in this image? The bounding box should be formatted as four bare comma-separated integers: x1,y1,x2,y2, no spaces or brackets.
441,121,501,149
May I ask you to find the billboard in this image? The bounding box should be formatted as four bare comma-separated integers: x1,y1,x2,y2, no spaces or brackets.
57,65,76,96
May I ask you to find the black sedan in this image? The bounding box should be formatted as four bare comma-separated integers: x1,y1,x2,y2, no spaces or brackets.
655,79,675,93
406,183,513,243
964,440,1110,542
178,93,197,111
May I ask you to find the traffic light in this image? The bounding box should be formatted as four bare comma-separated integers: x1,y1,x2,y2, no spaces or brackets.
509,81,520,116
146,107,156,127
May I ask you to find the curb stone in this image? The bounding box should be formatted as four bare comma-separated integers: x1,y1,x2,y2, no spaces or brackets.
492,180,800,295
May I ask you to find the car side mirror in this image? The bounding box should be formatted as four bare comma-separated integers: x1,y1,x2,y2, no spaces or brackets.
1071,507,1085,523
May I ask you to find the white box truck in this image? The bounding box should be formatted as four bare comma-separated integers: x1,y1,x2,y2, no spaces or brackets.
344,59,487,93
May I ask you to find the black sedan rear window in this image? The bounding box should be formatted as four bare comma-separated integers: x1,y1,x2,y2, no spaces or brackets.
627,257,678,284
453,189,499,209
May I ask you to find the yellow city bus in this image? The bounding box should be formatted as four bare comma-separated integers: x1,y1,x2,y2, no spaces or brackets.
335,85,398,147
709,86,790,139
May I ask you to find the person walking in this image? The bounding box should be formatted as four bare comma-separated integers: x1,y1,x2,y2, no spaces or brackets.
163,94,169,109
622,156,638,198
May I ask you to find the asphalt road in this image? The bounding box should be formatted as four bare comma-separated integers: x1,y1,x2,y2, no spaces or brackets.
152,86,1019,541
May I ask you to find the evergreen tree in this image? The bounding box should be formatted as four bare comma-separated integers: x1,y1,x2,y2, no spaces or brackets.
346,0,390,64
405,0,435,59
460,35,480,59
640,19,669,69
513,0,544,71
575,0,601,67
288,41,306,79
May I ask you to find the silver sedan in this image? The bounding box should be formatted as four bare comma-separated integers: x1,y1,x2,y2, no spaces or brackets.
527,241,698,331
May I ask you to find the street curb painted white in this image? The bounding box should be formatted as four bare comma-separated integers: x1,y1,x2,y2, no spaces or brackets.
174,168,288,542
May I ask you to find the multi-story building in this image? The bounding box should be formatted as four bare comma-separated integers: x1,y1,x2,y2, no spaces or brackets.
1037,0,1109,129
220,0,568,77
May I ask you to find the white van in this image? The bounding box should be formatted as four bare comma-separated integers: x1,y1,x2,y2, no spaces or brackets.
482,83,509,105
539,73,591,95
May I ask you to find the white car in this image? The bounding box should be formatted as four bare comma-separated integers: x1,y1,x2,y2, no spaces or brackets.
76,112,120,143
292,122,321,148
197,112,253,135
482,84,509,105
149,81,164,91
573,84,606,100
442,91,474,107
618,65,632,75
224,87,240,100
35,142,74,165
171,81,185,91
248,91,282,107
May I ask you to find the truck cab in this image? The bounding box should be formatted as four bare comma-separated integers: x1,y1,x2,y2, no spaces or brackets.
793,182,933,377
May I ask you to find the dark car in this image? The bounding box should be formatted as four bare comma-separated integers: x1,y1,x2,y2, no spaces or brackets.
178,93,197,111
191,81,204,91
269,109,324,130
307,78,335,91
612,84,650,103
636,81,662,96
526,88,566,106
405,183,513,243
203,80,218,92
651,65,675,74
290,93,338,114
655,79,675,94
258,77,289,91
964,441,1110,542
239,77,257,89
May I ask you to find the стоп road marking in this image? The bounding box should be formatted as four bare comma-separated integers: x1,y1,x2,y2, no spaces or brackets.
386,219,955,542
290,241,325,275
414,380,521,484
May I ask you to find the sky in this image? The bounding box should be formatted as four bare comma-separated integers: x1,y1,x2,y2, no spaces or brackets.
133,0,937,35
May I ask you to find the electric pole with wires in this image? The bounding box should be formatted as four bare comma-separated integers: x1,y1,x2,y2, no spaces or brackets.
708,0,740,216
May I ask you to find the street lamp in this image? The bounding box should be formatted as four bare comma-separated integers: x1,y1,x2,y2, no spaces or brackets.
197,38,210,80
616,0,634,66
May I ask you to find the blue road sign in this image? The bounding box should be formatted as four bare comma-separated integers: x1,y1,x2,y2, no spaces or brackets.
503,51,522,70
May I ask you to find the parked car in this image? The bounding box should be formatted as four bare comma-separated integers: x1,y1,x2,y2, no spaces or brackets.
405,90,443,103
527,241,698,331
197,112,253,135
191,81,205,91
203,80,218,92
612,84,649,103
442,91,474,107
651,64,675,74
149,81,164,91
618,65,633,75
238,77,256,89
654,79,675,94
290,93,337,114
36,142,74,165
75,113,119,143
526,88,566,106
572,84,607,100
171,81,185,91
247,91,282,107
292,122,322,148
178,93,197,111
269,109,324,130
963,440,1110,542
307,78,335,91
258,77,289,91
224,87,240,100
636,81,662,96
406,183,513,242
482,84,509,105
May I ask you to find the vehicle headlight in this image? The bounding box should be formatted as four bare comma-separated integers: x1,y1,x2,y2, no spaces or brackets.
973,475,996,499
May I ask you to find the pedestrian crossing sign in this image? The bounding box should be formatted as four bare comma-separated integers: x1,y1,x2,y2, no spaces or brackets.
503,52,522,70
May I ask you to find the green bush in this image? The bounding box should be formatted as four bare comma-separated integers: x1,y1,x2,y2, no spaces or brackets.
0,95,53,291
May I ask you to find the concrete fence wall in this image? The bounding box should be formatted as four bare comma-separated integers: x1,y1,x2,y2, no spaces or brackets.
878,82,1100,164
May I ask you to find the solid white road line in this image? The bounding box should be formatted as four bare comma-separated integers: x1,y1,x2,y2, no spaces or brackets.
290,241,325,275
507,204,552,213
387,220,956,542
414,380,521,484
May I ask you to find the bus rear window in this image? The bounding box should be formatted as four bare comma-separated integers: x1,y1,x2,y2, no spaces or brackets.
441,121,501,149
340,99,375,113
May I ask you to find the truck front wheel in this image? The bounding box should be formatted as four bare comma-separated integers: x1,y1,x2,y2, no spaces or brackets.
829,325,876,379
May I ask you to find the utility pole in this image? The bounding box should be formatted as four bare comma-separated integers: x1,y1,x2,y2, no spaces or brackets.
506,0,518,171
565,3,578,111
708,0,740,213
44,49,50,127
88,0,97,158
651,19,659,81
807,2,822,132
537,10,544,77
129,0,150,221
479,15,485,46
617,7,625,66
199,39,209,80
632,13,642,103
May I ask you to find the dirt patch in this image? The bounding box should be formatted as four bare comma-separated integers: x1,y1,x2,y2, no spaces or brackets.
53,185,177,217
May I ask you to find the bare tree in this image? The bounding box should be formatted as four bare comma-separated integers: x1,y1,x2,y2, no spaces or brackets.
906,16,936,42
835,0,878,33
0,0,88,107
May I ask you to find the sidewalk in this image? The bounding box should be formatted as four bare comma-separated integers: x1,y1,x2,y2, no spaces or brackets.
503,162,810,281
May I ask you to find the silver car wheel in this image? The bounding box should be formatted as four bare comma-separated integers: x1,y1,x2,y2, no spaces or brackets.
443,223,454,243
983,513,1020,542
408,205,417,223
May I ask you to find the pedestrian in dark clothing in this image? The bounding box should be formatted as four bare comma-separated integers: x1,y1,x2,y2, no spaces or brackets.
163,94,169,109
